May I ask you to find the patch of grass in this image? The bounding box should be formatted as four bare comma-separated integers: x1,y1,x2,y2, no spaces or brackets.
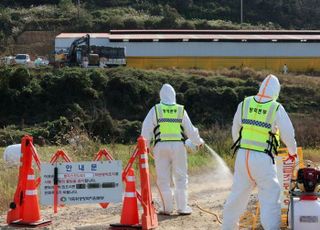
291,114,320,148
303,148,320,163
0,157,19,215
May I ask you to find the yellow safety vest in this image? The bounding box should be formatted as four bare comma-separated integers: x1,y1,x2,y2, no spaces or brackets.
154,103,185,144
239,96,280,153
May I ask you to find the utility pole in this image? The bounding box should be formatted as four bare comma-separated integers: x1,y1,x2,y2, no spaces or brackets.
240,0,243,24
77,0,80,19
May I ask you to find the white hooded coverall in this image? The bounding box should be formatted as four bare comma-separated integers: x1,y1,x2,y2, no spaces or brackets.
222,75,297,230
3,144,22,166
141,84,203,214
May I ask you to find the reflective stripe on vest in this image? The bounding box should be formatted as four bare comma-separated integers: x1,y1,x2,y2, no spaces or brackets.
154,103,185,142
240,96,279,152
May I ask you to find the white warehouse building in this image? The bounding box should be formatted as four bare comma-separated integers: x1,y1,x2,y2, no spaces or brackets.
55,30,320,71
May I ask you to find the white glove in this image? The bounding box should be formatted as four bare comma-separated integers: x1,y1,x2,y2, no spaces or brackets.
199,138,205,147
185,139,197,152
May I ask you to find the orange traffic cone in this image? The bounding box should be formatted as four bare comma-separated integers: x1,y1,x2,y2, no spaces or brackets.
111,168,140,228
137,136,158,230
120,168,139,225
21,168,41,223
111,136,158,229
7,135,51,227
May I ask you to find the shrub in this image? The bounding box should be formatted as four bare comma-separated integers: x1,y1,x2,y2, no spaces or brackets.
108,16,124,29
123,18,139,29
58,0,74,13
0,125,27,146
89,111,119,143
8,67,31,90
195,20,212,29
144,19,159,29
45,116,72,145
72,9,94,31
118,120,142,143
179,20,196,29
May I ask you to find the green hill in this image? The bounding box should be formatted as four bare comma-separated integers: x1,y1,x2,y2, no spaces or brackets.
2,0,320,29
2,0,320,54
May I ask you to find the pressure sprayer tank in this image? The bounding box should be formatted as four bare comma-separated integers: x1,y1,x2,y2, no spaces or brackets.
288,198,320,230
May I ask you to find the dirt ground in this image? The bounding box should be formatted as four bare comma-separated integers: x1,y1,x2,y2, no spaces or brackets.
0,166,235,230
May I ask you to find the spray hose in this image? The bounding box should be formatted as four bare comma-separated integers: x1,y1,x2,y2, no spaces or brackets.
192,200,223,224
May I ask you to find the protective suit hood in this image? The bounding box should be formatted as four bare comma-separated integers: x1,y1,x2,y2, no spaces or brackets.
256,74,280,101
160,84,176,105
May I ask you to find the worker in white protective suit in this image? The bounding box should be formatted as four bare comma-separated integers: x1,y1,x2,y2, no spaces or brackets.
222,74,297,230
141,83,204,215
3,144,22,166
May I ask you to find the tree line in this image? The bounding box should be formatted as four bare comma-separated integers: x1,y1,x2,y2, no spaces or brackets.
0,66,319,146
2,0,320,29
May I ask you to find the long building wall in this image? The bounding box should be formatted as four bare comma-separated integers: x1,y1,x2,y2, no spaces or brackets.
127,57,320,71
108,42,320,57
100,41,320,71
55,37,320,71
56,39,320,57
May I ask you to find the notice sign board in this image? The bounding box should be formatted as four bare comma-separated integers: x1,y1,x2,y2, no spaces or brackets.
40,161,123,205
